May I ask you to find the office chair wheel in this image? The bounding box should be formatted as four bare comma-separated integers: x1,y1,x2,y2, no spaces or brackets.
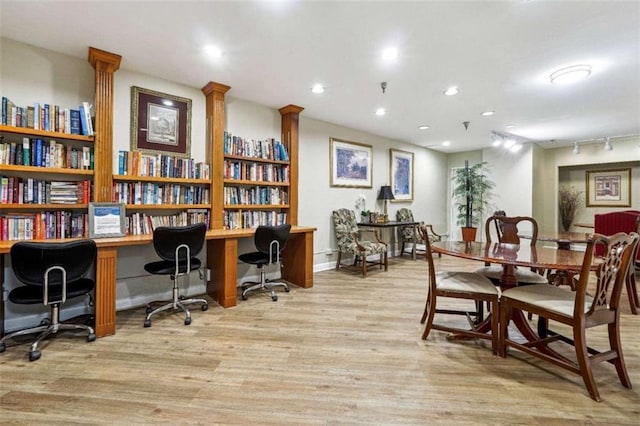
29,350,41,362
87,333,96,342
184,317,192,326
145,306,153,314
0,342,5,353
201,304,209,311
285,287,290,293
272,295,278,302
144,319,151,328
242,294,248,300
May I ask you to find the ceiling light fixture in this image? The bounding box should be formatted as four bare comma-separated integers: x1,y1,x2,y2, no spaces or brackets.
510,144,522,153
504,139,515,149
604,137,613,151
481,111,495,116
418,125,430,130
443,86,458,96
311,84,325,94
204,45,222,58
572,142,580,155
550,64,592,85
492,140,502,147
442,141,451,147
382,47,398,61
375,108,386,116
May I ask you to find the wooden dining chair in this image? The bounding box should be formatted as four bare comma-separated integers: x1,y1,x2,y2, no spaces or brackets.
475,215,548,286
499,232,639,401
420,225,500,354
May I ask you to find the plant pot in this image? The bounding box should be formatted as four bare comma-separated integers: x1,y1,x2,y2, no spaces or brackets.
461,227,477,242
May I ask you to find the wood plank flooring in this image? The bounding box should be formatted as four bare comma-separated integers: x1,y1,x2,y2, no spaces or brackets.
1,256,639,424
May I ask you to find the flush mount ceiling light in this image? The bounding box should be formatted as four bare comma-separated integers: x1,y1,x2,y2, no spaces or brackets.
550,64,592,85
418,125,430,130
375,108,386,116
311,84,325,94
382,47,398,61
443,86,459,96
442,141,451,147
604,137,613,151
204,45,223,58
572,142,580,155
481,111,495,116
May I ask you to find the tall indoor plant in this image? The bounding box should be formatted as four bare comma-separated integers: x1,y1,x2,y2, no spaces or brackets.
452,161,494,241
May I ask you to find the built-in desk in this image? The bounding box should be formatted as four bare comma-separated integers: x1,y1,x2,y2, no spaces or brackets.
0,226,316,338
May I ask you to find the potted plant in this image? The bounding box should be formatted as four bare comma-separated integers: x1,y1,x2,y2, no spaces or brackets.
452,160,495,242
558,185,582,231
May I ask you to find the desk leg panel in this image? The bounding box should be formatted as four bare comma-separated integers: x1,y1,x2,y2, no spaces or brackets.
95,247,117,338
207,238,237,308
282,231,314,288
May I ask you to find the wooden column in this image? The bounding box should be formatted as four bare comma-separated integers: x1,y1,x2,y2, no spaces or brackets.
201,81,231,230
88,47,121,203
88,47,120,337
282,230,314,288
279,105,304,226
207,238,238,307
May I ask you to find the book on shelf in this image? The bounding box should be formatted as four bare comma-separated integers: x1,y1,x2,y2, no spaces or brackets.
81,101,94,135
69,109,81,135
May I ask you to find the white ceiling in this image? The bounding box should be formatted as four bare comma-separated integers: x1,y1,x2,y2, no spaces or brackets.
1,1,639,153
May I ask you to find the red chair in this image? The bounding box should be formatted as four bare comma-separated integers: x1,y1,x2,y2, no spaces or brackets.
594,210,640,314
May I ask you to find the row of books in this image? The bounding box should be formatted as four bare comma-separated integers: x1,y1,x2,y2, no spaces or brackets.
113,182,210,205
0,211,87,241
125,210,210,236
223,186,288,206
1,177,91,205
223,160,290,183
0,138,93,169
1,97,93,136
223,210,287,230
117,150,210,179
223,132,289,161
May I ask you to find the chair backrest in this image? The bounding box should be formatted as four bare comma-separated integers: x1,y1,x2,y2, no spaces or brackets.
10,239,97,287
485,215,538,246
397,208,417,241
152,223,206,262
332,208,358,248
576,232,639,319
419,225,437,292
594,210,640,258
254,224,292,262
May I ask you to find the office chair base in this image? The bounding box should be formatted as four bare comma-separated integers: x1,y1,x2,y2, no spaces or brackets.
0,320,95,362
144,297,209,327
241,279,290,302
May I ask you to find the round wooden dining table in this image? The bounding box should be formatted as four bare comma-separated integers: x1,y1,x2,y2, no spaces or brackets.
430,240,590,344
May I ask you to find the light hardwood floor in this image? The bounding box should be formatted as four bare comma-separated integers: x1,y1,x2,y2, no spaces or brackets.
1,256,639,424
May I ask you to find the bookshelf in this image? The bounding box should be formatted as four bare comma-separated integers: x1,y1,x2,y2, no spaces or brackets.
0,125,95,240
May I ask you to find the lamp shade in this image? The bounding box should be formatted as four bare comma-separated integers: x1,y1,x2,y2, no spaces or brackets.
377,185,395,200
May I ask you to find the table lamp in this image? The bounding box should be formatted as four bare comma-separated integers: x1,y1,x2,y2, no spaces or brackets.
377,185,395,221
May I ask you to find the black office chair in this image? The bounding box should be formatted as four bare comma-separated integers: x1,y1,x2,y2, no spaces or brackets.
239,224,292,301
143,223,208,327
0,240,97,361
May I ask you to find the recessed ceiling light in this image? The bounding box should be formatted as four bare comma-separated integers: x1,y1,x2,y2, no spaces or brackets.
204,45,222,58
492,140,502,147
418,125,430,130
382,47,398,61
375,108,386,116
505,124,516,129
442,141,451,147
481,111,495,116
504,139,515,148
443,86,458,96
311,84,325,94
550,64,592,85
510,144,522,152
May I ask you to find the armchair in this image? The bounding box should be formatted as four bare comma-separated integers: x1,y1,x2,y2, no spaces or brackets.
332,208,388,277
396,208,447,258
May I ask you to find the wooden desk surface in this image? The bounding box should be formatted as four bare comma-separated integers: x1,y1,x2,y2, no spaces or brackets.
0,226,317,253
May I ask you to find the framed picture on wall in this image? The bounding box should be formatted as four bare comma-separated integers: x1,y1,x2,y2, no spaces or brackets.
390,149,414,201
130,86,192,158
330,137,373,188
586,168,632,207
